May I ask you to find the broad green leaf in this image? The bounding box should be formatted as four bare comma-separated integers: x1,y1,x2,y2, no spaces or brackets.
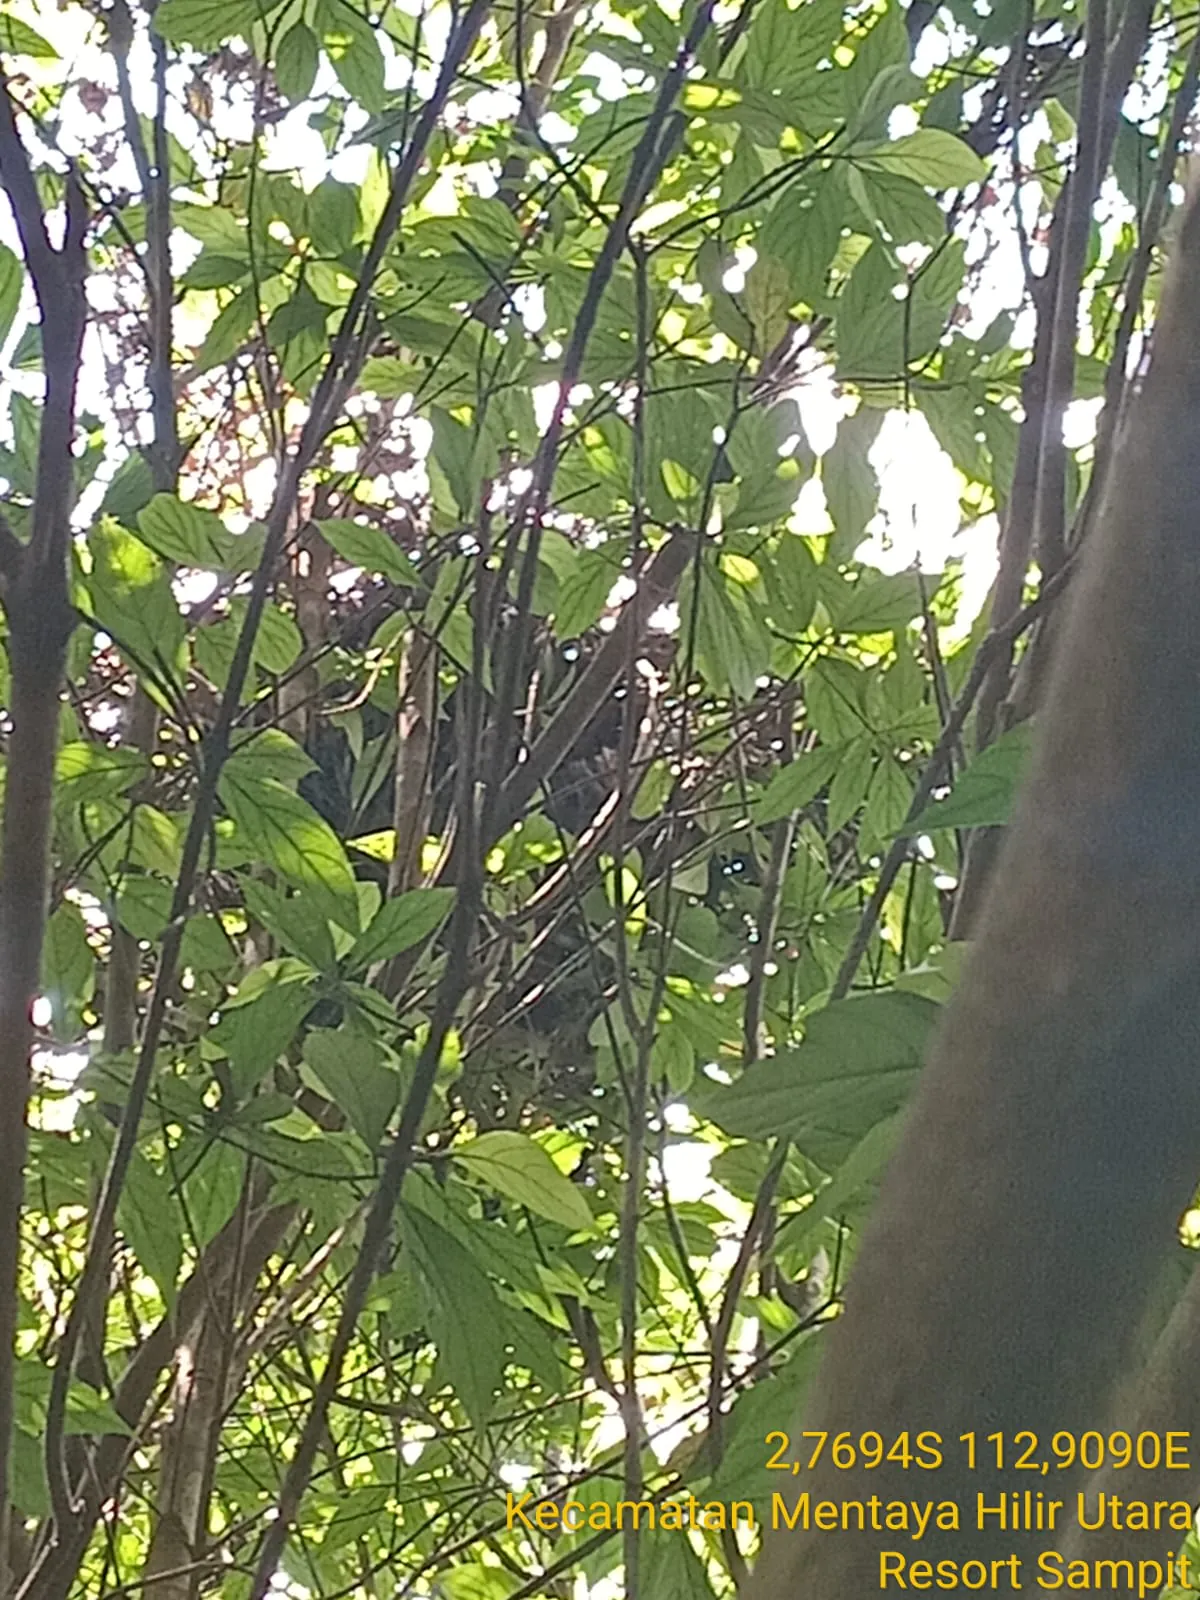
651,1024,695,1095
429,407,483,517
776,1112,904,1251
772,533,819,633
9,1431,48,1520
218,771,360,933
138,493,242,569
302,1030,399,1148
181,1138,244,1245
99,451,157,523
40,901,94,1038
860,129,988,190
154,0,278,48
761,171,845,308
837,241,966,382
743,253,793,352
555,541,628,638
642,1531,718,1599
224,728,317,786
906,723,1035,832
310,180,359,252
804,656,872,743
862,753,913,847
317,0,387,113
212,978,314,1097
359,356,422,397
825,738,874,834
87,519,186,687
119,1152,182,1304
400,1207,507,1427
175,205,248,256
694,991,939,1167
275,19,320,100
316,518,420,584
455,1131,594,1232
743,0,844,88
14,1363,132,1438
828,570,931,635
822,410,881,556
0,242,22,349
196,289,257,371
0,16,58,57
347,887,455,969
754,746,840,825
241,877,337,970
681,557,769,699
848,167,945,247
56,743,146,803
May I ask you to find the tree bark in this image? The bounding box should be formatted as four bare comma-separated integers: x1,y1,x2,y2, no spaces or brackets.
747,178,1200,1600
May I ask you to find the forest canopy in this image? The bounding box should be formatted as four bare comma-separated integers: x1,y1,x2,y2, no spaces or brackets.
0,0,1191,1596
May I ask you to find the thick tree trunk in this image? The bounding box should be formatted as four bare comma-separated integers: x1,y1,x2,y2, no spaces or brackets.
747,183,1200,1599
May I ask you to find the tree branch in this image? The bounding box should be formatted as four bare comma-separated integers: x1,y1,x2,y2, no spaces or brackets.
0,71,88,1595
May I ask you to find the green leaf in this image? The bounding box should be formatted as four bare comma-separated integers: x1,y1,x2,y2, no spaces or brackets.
848,167,945,248
822,410,881,557
694,991,939,1167
825,739,874,833
0,15,58,57
302,1029,399,1148
754,746,840,825
249,601,303,674
56,742,146,804
154,0,278,48
175,205,248,256
651,1024,695,1095
241,877,338,970
10,1430,48,1520
777,1113,903,1252
224,728,317,787
275,19,320,100
218,771,360,933
182,1139,244,1245
87,519,186,687
743,0,844,88
212,977,315,1097
317,0,387,113
40,902,94,1039
196,289,257,371
119,1152,183,1304
99,451,157,524
906,723,1034,832
837,241,966,383
359,356,422,397
555,541,628,638
455,1132,594,1232
138,493,242,568
0,242,22,349
860,128,988,190
401,1207,507,1427
772,533,819,633
429,407,481,517
743,253,793,352
761,172,845,308
347,887,455,969
310,179,360,252
681,557,769,699
828,571,932,635
316,518,420,584
805,656,872,743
